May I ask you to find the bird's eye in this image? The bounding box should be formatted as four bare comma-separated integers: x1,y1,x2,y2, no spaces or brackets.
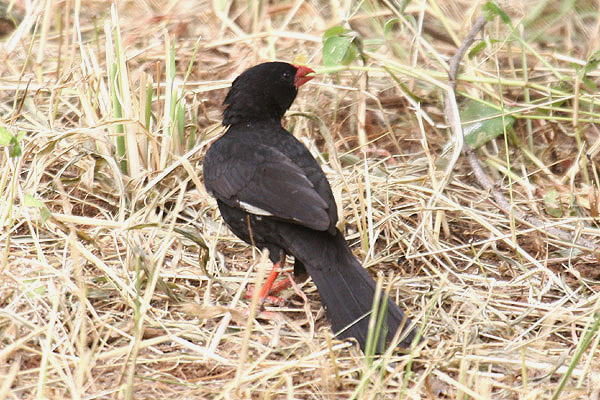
282,71,291,80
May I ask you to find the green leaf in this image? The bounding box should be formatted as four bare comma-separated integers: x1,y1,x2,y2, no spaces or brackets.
8,143,21,157
461,101,515,148
24,194,51,223
467,39,500,59
582,77,598,92
322,26,359,67
0,127,24,157
323,25,348,40
322,36,351,66
579,50,600,92
483,1,512,26
543,189,563,218
584,50,600,74
0,126,12,145
383,18,399,36
468,41,487,58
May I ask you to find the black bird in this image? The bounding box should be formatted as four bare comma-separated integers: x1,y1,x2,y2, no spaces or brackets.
203,62,415,352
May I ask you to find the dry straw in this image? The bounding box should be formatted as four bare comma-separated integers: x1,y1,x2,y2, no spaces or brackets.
1,0,599,399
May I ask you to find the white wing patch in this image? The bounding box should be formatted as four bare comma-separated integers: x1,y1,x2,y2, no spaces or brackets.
238,201,274,217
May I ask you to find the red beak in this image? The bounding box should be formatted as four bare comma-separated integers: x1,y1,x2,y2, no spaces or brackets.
293,65,315,88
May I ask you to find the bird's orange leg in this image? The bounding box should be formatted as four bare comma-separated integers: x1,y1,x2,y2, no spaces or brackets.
266,276,294,295
246,252,290,307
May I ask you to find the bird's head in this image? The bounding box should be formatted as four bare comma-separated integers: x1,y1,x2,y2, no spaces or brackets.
222,62,314,126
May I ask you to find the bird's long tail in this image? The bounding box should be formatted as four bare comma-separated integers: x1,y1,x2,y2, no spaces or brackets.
281,227,416,353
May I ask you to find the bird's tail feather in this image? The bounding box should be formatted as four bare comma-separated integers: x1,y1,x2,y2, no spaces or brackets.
282,227,416,352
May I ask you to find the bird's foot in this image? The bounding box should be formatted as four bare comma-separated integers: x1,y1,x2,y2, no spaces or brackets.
245,257,294,308
245,281,289,306
242,307,282,320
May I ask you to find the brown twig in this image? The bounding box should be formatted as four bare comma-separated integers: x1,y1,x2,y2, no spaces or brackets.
445,15,600,253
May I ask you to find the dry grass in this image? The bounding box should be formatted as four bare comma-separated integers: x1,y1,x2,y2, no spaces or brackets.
1,0,600,399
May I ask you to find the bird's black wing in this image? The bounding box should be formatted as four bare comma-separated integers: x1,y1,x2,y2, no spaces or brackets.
204,140,333,232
